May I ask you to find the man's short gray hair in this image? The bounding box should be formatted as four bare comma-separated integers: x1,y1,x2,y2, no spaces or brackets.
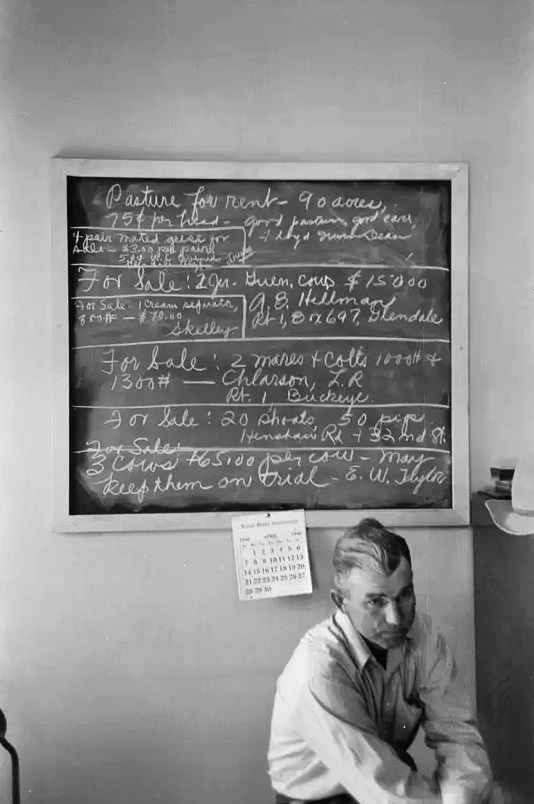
333,517,412,581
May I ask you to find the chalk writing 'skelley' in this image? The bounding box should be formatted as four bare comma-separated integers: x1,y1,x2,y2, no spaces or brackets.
168,318,239,340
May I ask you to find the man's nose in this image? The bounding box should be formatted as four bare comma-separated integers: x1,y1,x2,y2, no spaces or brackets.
385,601,402,626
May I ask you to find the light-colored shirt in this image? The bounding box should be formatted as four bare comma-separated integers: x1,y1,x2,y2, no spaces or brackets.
268,611,492,804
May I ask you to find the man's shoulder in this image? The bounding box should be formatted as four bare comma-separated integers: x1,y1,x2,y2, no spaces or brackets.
408,612,453,663
410,611,434,641
296,616,345,664
279,616,354,683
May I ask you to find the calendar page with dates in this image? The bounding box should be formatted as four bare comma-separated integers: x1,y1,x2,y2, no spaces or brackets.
231,510,313,601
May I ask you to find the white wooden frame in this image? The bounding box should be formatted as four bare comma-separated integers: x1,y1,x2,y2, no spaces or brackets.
51,159,469,531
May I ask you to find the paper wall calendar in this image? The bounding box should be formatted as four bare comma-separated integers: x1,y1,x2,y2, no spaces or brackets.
231,510,313,601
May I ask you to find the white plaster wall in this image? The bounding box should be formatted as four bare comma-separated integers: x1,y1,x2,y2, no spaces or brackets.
1,1,533,802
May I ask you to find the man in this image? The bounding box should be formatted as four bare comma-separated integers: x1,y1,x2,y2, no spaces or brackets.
268,517,503,804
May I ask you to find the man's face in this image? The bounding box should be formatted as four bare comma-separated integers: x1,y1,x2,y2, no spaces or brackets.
340,557,416,649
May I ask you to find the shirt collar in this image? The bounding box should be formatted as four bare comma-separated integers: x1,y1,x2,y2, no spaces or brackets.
332,610,373,670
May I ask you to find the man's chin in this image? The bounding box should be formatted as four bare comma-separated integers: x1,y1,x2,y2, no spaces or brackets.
378,631,408,647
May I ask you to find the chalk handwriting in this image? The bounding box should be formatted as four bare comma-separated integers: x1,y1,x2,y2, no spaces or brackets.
70,178,452,511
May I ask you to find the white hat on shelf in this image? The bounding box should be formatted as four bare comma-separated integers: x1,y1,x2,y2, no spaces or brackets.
485,454,534,535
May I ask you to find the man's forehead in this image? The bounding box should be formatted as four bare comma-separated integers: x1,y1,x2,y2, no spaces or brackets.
344,557,413,595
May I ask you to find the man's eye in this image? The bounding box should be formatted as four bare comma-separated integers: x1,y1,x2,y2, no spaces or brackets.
400,588,414,599
368,598,384,608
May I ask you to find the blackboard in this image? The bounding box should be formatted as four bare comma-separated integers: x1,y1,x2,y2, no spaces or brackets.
51,160,469,531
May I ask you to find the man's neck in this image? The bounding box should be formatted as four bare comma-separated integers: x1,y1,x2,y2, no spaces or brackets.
360,633,388,669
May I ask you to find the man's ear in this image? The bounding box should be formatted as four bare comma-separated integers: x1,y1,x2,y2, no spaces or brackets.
330,589,345,610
